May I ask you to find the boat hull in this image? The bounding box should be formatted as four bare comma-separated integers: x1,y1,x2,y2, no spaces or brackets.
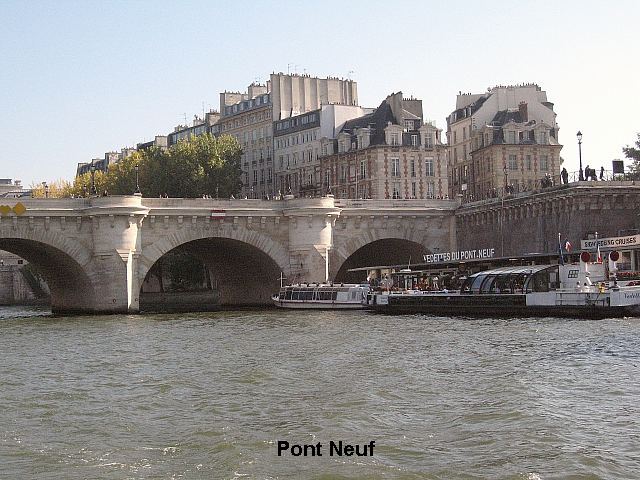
365,293,640,319
272,300,364,310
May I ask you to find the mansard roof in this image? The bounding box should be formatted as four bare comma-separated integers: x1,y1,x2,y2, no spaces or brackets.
491,109,523,125
340,99,395,145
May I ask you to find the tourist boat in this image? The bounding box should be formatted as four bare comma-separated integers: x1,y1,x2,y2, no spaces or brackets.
364,263,640,318
272,283,370,309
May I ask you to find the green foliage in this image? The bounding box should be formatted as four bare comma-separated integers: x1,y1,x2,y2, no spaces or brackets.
108,133,242,198
163,251,208,291
62,133,242,198
623,133,640,177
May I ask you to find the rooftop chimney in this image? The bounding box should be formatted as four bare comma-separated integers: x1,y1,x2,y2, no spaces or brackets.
518,101,528,122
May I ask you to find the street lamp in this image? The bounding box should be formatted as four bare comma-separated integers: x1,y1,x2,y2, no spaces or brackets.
134,164,141,195
90,161,97,196
577,131,583,181
42,181,49,198
503,165,508,193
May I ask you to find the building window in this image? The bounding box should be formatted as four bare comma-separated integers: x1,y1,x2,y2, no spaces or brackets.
411,135,418,147
526,155,532,170
391,133,399,146
391,158,400,177
340,165,347,182
425,158,434,176
425,181,434,198
325,170,331,190
392,182,401,199
540,155,549,171
425,134,433,148
508,154,518,171
538,131,548,145
360,160,366,179
508,131,516,144
410,159,416,177
411,182,416,198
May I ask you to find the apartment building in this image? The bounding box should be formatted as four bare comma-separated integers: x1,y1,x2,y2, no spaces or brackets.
319,92,448,199
76,147,137,176
447,84,561,200
273,104,371,197
218,83,273,198
218,73,359,198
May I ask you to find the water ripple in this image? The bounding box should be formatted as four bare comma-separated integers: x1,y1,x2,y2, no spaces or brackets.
1,308,639,478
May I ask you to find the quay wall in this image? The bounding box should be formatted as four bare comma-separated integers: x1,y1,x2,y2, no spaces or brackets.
455,182,640,256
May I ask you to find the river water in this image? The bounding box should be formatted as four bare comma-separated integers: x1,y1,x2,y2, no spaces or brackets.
1,306,639,479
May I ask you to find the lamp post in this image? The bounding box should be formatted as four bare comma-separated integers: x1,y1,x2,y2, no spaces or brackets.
43,182,49,198
134,164,141,195
577,131,584,181
90,161,97,196
503,165,508,194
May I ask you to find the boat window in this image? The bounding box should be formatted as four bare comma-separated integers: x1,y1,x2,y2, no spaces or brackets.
285,290,292,300
480,275,496,293
332,291,338,300
530,272,550,292
470,274,486,293
493,276,513,294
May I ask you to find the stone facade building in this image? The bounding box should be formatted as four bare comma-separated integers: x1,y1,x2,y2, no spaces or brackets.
217,73,359,199
76,147,137,176
273,104,371,197
217,83,273,199
319,92,448,199
447,84,561,201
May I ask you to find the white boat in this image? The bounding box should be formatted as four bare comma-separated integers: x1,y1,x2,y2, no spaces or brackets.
365,263,640,318
272,283,370,309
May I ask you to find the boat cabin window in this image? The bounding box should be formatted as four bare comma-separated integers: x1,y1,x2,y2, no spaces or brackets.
464,265,558,294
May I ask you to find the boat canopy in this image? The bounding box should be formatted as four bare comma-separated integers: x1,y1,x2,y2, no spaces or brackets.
462,265,558,294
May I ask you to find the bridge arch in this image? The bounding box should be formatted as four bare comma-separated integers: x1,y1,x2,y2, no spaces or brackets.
138,228,290,307
0,229,97,313
138,227,289,281
330,230,440,283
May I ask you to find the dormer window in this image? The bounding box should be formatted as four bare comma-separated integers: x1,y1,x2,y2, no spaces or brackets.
508,131,516,144
538,131,548,145
391,133,399,145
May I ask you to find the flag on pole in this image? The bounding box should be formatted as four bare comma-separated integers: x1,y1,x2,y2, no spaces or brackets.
597,243,602,263
564,240,572,252
557,233,564,265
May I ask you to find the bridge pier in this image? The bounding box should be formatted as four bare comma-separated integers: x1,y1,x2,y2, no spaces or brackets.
284,197,339,283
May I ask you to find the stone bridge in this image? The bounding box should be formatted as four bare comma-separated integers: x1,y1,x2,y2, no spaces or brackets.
0,196,457,313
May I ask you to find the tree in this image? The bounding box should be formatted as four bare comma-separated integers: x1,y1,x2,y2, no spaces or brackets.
623,133,640,178
98,133,242,198
30,179,74,198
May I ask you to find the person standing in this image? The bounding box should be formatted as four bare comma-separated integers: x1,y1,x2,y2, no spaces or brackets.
599,166,604,180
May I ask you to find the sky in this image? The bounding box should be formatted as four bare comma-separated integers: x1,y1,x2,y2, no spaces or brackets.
1,0,639,187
